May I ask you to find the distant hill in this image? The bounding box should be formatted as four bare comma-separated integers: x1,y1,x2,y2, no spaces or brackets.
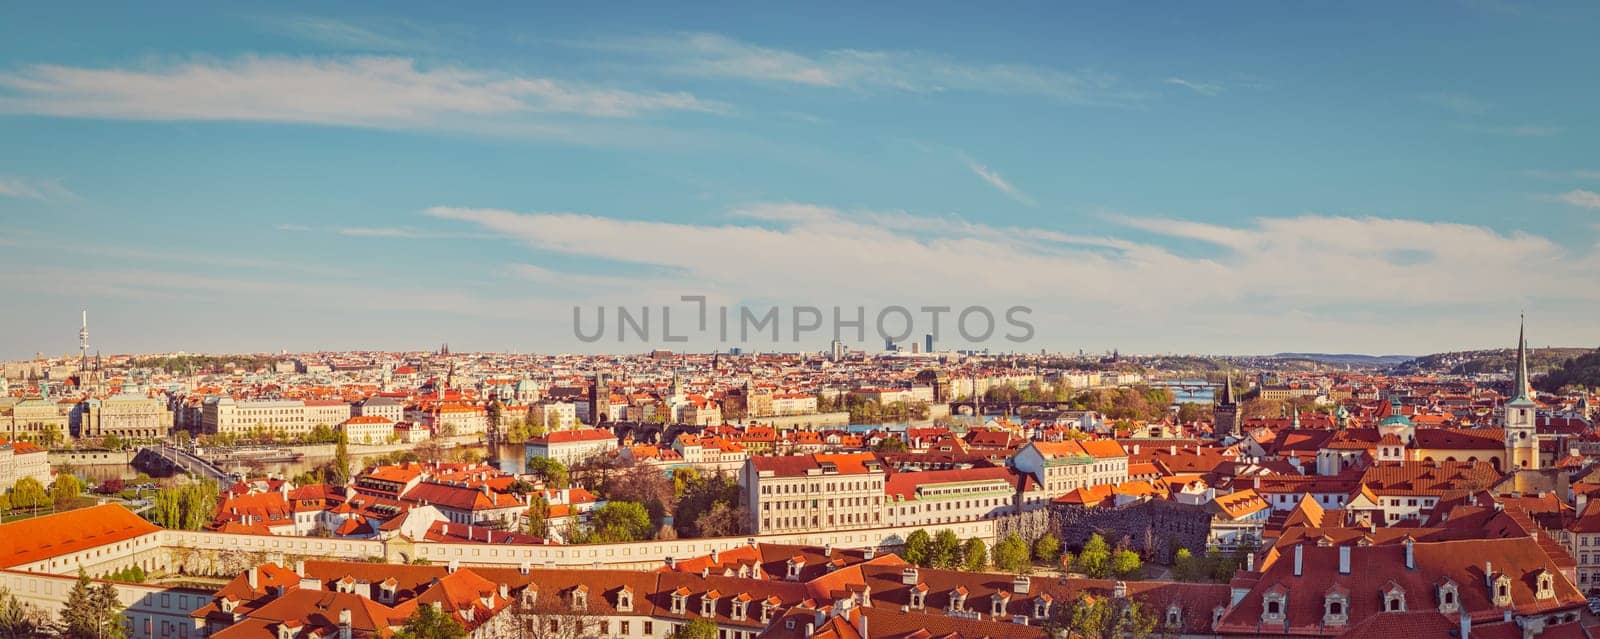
1270,353,1416,367
1393,347,1592,376
1537,348,1600,392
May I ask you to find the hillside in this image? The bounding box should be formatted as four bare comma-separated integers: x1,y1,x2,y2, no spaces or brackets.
1271,353,1415,367
1537,348,1600,392
1393,347,1592,376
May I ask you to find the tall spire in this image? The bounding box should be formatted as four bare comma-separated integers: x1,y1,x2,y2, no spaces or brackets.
78,308,90,371
1510,313,1533,404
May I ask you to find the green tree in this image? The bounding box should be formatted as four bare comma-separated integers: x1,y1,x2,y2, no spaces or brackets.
992,533,1031,574
1033,532,1061,563
0,586,42,639
525,495,550,538
51,474,83,507
8,477,47,514
1111,549,1143,578
962,538,988,572
395,602,468,639
590,501,652,542
670,619,717,639
60,570,125,639
1077,534,1111,578
902,529,931,567
101,434,124,451
330,432,351,484
1067,596,1159,639
930,530,962,569
872,437,908,453
1172,548,1197,582
527,457,569,489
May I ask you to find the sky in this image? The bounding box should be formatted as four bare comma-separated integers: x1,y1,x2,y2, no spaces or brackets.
2,1,1599,359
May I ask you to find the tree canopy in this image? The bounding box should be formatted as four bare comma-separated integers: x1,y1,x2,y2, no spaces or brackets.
394,602,468,639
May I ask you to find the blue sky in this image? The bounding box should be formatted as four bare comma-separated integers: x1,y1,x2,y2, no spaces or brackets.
2,1,1598,358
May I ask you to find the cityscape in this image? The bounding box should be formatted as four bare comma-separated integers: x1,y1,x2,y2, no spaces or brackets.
5,3,1600,639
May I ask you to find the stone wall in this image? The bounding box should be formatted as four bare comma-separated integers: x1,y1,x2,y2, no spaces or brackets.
1048,499,1211,563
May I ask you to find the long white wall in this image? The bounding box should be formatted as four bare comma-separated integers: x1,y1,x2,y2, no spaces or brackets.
160,520,996,569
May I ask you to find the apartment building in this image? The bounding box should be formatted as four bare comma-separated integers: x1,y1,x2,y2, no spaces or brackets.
742,452,887,534
1010,439,1130,499
199,398,350,438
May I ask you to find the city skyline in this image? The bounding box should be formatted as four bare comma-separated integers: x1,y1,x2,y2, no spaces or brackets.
4,2,1600,357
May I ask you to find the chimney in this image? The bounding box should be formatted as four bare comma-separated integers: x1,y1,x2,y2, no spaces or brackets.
1170,445,1177,455
1404,538,1415,570
901,568,919,585
247,566,259,590
338,609,352,639
441,523,448,536
666,556,677,570
1113,581,1127,599
804,623,815,637
1012,576,1030,595
1293,544,1303,577
1460,612,1472,639
294,560,305,577
1579,493,1589,514
711,549,720,565
860,612,869,639
824,543,833,556
1246,551,1255,572
1338,546,1350,574
448,559,459,574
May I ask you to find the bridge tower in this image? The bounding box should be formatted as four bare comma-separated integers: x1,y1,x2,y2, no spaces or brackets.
1214,374,1241,439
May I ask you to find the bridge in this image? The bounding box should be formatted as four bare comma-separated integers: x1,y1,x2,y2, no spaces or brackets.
134,445,234,484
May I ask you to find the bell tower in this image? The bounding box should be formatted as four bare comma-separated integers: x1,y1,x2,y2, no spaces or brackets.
1504,315,1539,470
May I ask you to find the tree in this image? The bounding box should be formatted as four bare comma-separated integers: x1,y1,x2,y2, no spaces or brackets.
693,502,745,538
902,529,931,567
98,478,125,496
992,533,1031,574
60,569,125,639
1066,596,1159,639
963,538,989,572
395,602,468,639
1111,549,1143,578
330,432,351,484
930,530,962,569
872,437,907,453
148,481,218,530
590,501,652,542
0,586,43,639
527,457,569,489
1077,534,1111,578
670,619,717,639
51,474,83,507
101,434,124,451
1172,548,1197,582
525,495,550,538
1033,533,1061,563
8,477,47,514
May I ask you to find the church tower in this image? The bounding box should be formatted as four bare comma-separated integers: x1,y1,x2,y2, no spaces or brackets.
590,372,611,425
1214,375,1241,438
1504,316,1539,470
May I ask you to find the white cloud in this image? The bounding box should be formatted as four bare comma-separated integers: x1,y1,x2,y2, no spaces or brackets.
424,203,1600,316
0,176,78,201
337,226,493,239
1521,169,1600,181
1164,77,1224,96
0,56,728,132
961,155,1036,206
269,17,417,51
275,224,312,232
1553,189,1600,210
587,33,1140,106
